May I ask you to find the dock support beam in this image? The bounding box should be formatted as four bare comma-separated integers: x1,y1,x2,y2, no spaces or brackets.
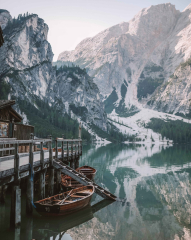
67,141,69,162
25,216,33,240
61,135,64,161
39,172,45,200
75,159,79,169
0,185,7,203
39,142,45,200
71,160,75,169
56,169,61,193
26,142,34,215
48,137,54,196
48,168,54,196
10,186,21,228
10,143,21,230
71,138,73,161
55,139,58,160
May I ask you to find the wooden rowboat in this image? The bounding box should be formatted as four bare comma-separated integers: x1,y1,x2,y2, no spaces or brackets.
33,200,114,239
61,175,83,189
76,165,97,180
61,165,97,189
34,186,94,216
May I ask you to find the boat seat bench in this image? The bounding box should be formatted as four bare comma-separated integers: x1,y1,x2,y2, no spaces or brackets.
71,195,83,198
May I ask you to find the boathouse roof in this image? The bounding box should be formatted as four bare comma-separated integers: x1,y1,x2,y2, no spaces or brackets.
0,100,23,122
0,100,16,109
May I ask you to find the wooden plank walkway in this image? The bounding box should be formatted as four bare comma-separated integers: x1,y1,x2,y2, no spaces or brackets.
0,151,74,171
0,138,82,185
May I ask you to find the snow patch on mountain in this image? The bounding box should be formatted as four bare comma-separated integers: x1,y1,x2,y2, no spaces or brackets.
108,108,191,142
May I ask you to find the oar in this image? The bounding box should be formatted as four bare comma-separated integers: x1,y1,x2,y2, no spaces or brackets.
58,190,73,205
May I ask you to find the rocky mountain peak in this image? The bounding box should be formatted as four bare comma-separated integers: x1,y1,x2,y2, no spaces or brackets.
58,21,129,62
0,13,108,137
0,9,12,30
183,3,191,11
128,3,180,42
55,3,191,118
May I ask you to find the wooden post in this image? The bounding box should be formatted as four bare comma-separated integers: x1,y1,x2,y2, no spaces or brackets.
75,141,77,159
12,185,21,240
71,138,73,160
78,122,82,139
10,186,21,228
78,140,80,157
56,169,61,193
61,135,64,161
14,143,20,185
49,137,53,167
40,142,44,169
10,143,21,229
71,160,75,169
80,140,82,155
14,227,21,240
15,187,21,225
75,159,79,169
0,185,7,203
26,142,34,215
39,142,45,200
48,138,54,196
67,141,69,162
48,168,54,196
0,142,2,157
25,216,33,240
55,139,58,160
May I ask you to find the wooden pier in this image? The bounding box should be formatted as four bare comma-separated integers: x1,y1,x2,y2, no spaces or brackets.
0,129,117,238
0,135,83,228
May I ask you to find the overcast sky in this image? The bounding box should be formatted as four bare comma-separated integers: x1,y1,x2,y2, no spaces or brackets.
1,0,191,61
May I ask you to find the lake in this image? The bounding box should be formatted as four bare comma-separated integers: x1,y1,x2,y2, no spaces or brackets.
1,143,191,240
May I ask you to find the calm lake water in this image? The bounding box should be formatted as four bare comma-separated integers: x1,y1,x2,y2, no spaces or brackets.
1,143,191,240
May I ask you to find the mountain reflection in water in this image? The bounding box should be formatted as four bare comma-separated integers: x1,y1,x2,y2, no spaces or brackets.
33,199,113,239
1,143,191,239
70,143,191,240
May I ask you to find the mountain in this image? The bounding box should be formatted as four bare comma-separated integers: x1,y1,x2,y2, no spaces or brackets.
147,59,191,116
57,3,191,118
0,10,107,139
50,66,107,131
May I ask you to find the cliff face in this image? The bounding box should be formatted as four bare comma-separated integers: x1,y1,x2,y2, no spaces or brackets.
57,3,191,117
50,68,107,131
147,61,191,115
0,12,54,100
0,10,107,132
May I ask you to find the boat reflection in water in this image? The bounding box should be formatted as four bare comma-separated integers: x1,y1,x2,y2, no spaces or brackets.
33,199,114,239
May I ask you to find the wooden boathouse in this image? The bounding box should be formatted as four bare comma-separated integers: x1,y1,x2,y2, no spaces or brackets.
0,100,35,155
0,100,34,139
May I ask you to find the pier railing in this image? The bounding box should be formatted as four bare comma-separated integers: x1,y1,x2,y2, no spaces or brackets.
0,123,86,231
0,137,82,163
0,137,82,187
55,138,82,161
